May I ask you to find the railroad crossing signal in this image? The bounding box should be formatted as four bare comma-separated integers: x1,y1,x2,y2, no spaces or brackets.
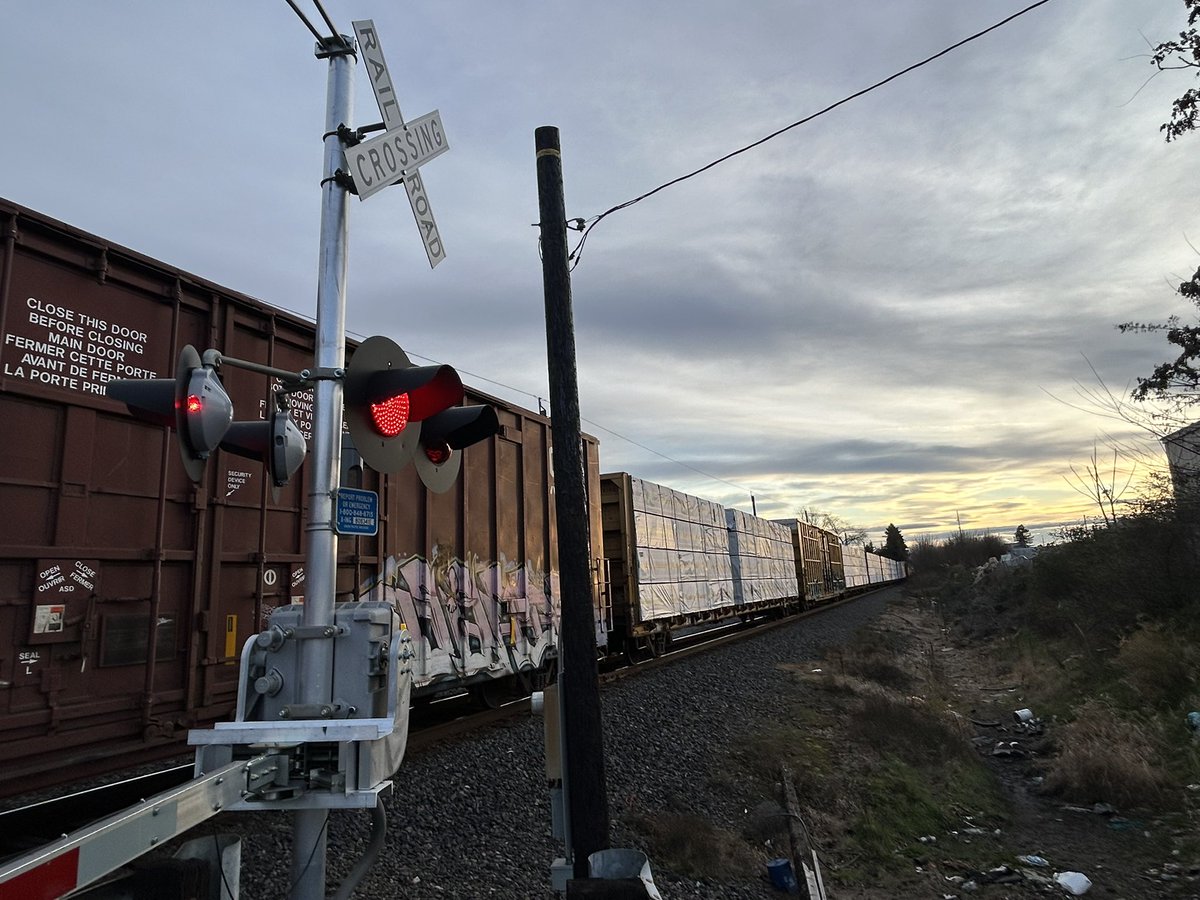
414,402,500,493
106,345,231,482
106,345,307,487
223,398,308,492
348,19,449,268
343,335,498,490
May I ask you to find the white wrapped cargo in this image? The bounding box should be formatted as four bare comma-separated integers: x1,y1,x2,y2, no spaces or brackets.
842,545,869,588
838,546,904,589
616,476,736,620
724,508,798,606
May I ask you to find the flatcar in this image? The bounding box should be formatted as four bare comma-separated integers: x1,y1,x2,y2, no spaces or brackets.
600,473,905,658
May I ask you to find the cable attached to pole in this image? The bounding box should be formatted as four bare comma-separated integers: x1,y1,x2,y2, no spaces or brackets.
331,798,388,900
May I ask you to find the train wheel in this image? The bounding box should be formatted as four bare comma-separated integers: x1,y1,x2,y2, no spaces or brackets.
469,676,516,709
530,657,558,691
624,638,654,666
649,631,671,658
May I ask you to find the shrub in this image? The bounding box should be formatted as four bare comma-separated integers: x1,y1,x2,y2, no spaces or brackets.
1116,625,1199,709
910,531,1008,571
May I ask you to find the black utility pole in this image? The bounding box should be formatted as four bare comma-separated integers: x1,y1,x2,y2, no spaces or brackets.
535,125,610,878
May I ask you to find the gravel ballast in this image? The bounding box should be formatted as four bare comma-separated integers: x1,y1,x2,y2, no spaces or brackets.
85,588,891,899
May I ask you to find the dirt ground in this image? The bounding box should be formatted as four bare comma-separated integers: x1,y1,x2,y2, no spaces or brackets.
825,596,1200,900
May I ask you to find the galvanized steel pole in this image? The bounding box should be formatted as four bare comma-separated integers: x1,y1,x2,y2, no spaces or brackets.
534,125,611,879
291,34,355,899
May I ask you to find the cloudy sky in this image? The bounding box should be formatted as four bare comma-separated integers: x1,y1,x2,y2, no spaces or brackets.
3,1,1197,543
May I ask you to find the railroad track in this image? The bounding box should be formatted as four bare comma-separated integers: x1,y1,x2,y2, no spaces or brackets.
408,588,870,749
0,588,875,863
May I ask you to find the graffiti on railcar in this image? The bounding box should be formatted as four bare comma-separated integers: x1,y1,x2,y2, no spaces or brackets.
362,547,560,689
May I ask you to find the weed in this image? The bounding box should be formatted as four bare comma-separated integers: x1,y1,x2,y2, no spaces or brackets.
843,754,1004,877
1041,698,1173,809
830,629,914,691
847,692,972,767
630,811,760,879
1115,624,1199,709
728,713,834,790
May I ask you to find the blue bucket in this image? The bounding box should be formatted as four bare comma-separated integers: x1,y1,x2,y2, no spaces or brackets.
766,857,799,892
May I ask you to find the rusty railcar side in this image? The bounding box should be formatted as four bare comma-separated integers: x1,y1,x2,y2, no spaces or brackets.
0,199,600,796
778,519,844,607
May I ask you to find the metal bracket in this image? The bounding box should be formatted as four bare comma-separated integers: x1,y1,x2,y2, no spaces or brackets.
279,700,350,724
300,366,346,382
354,121,387,141
244,753,289,797
284,624,347,640
199,348,309,388
314,35,356,60
331,169,359,195
277,702,353,720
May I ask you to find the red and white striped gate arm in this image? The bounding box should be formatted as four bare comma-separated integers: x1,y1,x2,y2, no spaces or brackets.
0,756,269,900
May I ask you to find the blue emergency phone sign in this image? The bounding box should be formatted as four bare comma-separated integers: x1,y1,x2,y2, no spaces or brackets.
334,488,379,536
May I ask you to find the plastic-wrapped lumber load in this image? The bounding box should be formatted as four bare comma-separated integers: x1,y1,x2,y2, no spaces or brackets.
842,545,869,589
724,508,798,606
866,551,884,584
630,477,733,620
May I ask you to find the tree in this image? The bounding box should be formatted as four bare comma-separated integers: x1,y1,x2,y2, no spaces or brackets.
1119,277,1200,411
801,508,867,545
1014,524,1032,547
1119,1,1200,405
1063,442,1137,527
881,523,908,561
1152,0,1200,142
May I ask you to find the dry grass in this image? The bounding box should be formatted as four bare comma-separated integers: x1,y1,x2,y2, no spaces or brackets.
846,692,974,768
630,811,761,879
825,631,914,692
768,635,1008,884
631,580,1197,893
1116,625,1199,709
1041,698,1173,809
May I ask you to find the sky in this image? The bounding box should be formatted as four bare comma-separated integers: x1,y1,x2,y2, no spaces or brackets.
2,1,1197,545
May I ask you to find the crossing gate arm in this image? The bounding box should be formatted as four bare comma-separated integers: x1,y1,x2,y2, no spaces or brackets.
0,753,281,900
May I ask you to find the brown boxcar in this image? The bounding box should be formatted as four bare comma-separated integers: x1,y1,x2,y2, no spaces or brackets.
778,519,845,606
0,199,602,797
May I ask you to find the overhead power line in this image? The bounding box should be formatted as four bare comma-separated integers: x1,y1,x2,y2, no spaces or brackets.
399,344,754,494
578,416,755,495
568,0,1055,268
322,3,1053,499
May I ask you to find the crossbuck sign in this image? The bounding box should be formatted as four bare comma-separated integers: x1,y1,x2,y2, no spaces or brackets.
349,20,449,268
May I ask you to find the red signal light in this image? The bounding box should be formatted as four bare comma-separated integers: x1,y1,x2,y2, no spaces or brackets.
369,393,410,437
185,394,203,414
423,443,452,466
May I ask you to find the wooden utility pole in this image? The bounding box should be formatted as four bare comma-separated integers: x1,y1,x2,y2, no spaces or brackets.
535,125,610,878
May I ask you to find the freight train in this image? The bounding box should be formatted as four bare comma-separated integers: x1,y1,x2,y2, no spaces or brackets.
0,199,904,796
